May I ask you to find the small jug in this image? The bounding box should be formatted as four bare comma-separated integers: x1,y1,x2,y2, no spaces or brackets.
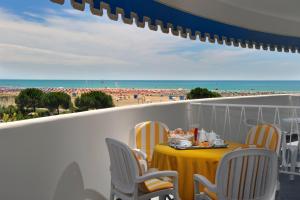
207,130,217,144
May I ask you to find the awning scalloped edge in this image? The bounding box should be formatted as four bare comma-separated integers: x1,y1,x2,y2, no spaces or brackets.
51,0,300,53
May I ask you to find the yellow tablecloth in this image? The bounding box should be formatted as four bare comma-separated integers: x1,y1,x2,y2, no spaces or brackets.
151,142,247,200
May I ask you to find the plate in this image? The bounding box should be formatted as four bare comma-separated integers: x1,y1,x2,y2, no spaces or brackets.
213,144,229,148
171,143,228,150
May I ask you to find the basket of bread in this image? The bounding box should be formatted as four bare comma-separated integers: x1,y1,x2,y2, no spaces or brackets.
167,128,194,148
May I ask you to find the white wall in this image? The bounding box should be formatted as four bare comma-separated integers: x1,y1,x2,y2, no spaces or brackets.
0,94,292,200
0,101,189,200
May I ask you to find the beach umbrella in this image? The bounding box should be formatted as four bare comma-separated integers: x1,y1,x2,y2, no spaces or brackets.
51,0,300,53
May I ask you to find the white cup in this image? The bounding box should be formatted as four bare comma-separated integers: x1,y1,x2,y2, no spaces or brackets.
214,139,224,146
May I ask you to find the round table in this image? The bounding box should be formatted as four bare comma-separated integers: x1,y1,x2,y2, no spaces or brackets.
151,142,247,200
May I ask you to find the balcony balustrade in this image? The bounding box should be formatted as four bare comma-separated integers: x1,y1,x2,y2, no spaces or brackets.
0,94,299,199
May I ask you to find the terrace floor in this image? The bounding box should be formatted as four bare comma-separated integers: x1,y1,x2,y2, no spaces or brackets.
278,174,300,200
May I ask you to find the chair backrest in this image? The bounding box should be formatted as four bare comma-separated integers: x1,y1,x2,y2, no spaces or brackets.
216,148,277,200
105,138,139,194
134,121,169,159
246,124,281,153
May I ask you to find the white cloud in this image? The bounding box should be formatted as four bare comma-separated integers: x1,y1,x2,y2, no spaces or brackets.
0,7,299,80
23,12,42,19
0,43,127,65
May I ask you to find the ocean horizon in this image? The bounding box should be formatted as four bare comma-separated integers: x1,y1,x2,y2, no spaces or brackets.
1,79,300,92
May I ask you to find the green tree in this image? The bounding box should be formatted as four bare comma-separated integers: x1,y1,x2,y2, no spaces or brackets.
0,105,25,122
187,87,221,99
0,106,6,121
6,105,18,114
43,92,72,114
75,91,114,111
15,88,44,112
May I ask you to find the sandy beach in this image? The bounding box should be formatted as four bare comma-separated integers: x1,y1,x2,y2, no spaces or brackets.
0,87,283,107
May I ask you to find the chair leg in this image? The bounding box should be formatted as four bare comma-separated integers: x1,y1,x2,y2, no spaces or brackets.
173,192,180,200
275,189,280,200
165,195,174,200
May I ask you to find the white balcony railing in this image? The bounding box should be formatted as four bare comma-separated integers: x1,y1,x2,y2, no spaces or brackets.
0,94,298,199
188,102,300,179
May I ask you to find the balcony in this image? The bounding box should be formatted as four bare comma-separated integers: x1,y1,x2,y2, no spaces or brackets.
0,94,299,199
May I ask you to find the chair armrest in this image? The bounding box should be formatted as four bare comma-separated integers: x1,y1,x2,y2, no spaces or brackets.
132,148,147,160
194,174,216,193
235,145,256,151
136,170,178,183
248,144,257,148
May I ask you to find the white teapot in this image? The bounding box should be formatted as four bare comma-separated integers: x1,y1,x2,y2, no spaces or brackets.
207,130,217,144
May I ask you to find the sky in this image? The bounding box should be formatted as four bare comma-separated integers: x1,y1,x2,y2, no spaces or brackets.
0,0,300,80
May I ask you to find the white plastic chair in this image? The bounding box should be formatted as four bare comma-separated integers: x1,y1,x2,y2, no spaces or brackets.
281,131,300,180
133,121,169,168
280,116,300,180
131,121,170,181
194,148,278,200
245,124,282,191
106,138,179,200
245,124,281,154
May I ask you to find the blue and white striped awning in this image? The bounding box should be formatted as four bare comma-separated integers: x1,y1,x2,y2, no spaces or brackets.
51,0,300,53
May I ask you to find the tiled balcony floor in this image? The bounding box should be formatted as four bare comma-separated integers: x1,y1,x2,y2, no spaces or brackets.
279,174,300,200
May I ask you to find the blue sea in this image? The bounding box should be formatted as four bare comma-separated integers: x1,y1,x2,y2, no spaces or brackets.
1,80,300,92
